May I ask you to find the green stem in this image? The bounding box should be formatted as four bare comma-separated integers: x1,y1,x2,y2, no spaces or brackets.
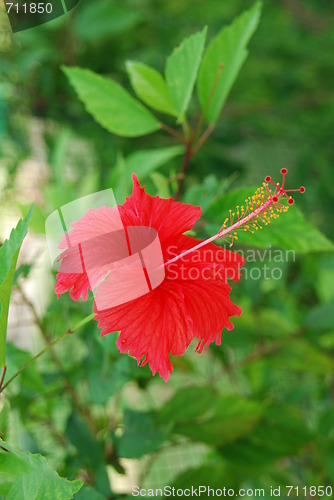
192,124,215,155
71,313,95,332
0,313,95,394
181,117,191,139
234,326,306,368
174,124,215,200
174,139,194,200
0,366,6,391
60,0,67,12
160,122,186,144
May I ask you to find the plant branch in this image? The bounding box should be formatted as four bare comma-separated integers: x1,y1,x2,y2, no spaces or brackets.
174,123,215,200
174,140,194,200
234,326,307,369
33,414,69,448
16,284,98,432
192,124,215,156
0,313,95,395
0,366,6,391
181,117,191,139
281,0,328,32
17,285,58,363
160,123,187,144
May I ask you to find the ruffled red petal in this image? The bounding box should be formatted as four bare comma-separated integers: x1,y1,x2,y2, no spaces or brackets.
55,205,123,300
94,282,193,382
55,272,90,301
121,174,201,249
165,235,244,353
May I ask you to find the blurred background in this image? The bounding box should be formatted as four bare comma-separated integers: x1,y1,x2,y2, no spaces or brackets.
1,0,334,498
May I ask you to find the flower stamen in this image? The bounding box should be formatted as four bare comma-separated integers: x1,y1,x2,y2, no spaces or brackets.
164,169,305,267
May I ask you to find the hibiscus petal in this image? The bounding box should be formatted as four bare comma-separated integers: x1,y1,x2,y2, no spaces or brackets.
165,235,244,352
55,271,90,301
59,206,123,248
165,234,245,281
94,282,193,382
122,174,201,248
56,205,123,300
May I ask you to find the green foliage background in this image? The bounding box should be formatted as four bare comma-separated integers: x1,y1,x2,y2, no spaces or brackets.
0,0,334,498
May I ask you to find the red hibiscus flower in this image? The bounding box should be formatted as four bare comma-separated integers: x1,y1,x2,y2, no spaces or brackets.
55,174,244,381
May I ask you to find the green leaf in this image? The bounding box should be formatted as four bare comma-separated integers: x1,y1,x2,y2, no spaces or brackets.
74,1,142,42
184,174,226,212
150,172,171,198
317,406,334,437
113,145,184,197
0,439,82,499
63,67,160,137
156,386,216,426
316,254,334,303
204,186,253,218
18,203,45,234
205,187,334,253
66,414,103,470
197,2,262,124
13,263,32,285
0,400,9,439
221,404,312,467
275,339,332,375
165,27,207,123
117,410,169,459
126,145,184,180
305,303,334,331
73,485,106,500
5,343,45,393
126,61,177,116
174,396,264,446
259,402,313,455
172,464,237,492
66,414,112,496
0,207,33,368
88,357,134,404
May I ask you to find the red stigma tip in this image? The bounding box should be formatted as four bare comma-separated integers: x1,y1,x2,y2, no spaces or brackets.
266,169,304,206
